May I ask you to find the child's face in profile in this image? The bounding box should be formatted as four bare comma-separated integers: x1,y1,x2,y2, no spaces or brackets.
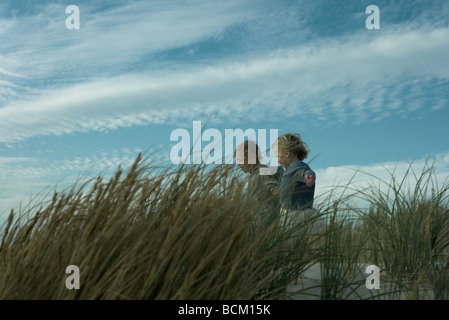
236,152,257,173
273,146,291,168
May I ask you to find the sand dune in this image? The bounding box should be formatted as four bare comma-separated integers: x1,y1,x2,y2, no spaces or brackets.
287,263,435,300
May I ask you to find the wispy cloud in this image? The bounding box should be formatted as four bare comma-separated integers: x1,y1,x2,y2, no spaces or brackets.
0,67,26,78
0,148,144,219
0,0,250,83
1,22,448,142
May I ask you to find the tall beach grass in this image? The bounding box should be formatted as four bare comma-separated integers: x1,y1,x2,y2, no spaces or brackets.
0,154,448,299
0,154,316,299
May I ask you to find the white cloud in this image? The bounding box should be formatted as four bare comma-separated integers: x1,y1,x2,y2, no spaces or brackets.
1,24,449,142
0,67,26,78
314,151,449,211
0,0,250,81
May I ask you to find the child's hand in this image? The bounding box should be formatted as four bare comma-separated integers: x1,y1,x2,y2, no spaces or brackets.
305,174,315,187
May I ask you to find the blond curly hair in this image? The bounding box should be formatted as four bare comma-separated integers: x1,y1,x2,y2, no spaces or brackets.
275,133,310,161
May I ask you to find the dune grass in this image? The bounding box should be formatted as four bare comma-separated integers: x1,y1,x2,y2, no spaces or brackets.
0,154,316,299
0,154,448,299
353,161,449,299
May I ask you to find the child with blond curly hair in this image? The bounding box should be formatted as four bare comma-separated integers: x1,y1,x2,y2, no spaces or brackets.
272,133,323,231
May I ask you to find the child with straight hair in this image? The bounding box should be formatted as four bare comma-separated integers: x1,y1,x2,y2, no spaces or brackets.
234,140,283,226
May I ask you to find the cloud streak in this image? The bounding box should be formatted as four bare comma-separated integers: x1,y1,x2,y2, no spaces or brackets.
0,148,143,219
0,0,250,82
1,23,449,142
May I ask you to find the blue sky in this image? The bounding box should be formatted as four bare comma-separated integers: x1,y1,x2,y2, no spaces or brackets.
1,0,448,220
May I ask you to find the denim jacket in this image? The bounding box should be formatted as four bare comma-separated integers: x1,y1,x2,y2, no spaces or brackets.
279,160,315,210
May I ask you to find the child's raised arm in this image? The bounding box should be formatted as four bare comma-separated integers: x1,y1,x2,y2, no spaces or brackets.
304,169,316,187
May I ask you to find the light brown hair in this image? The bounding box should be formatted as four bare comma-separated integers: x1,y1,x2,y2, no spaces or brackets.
275,133,310,161
234,140,262,164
